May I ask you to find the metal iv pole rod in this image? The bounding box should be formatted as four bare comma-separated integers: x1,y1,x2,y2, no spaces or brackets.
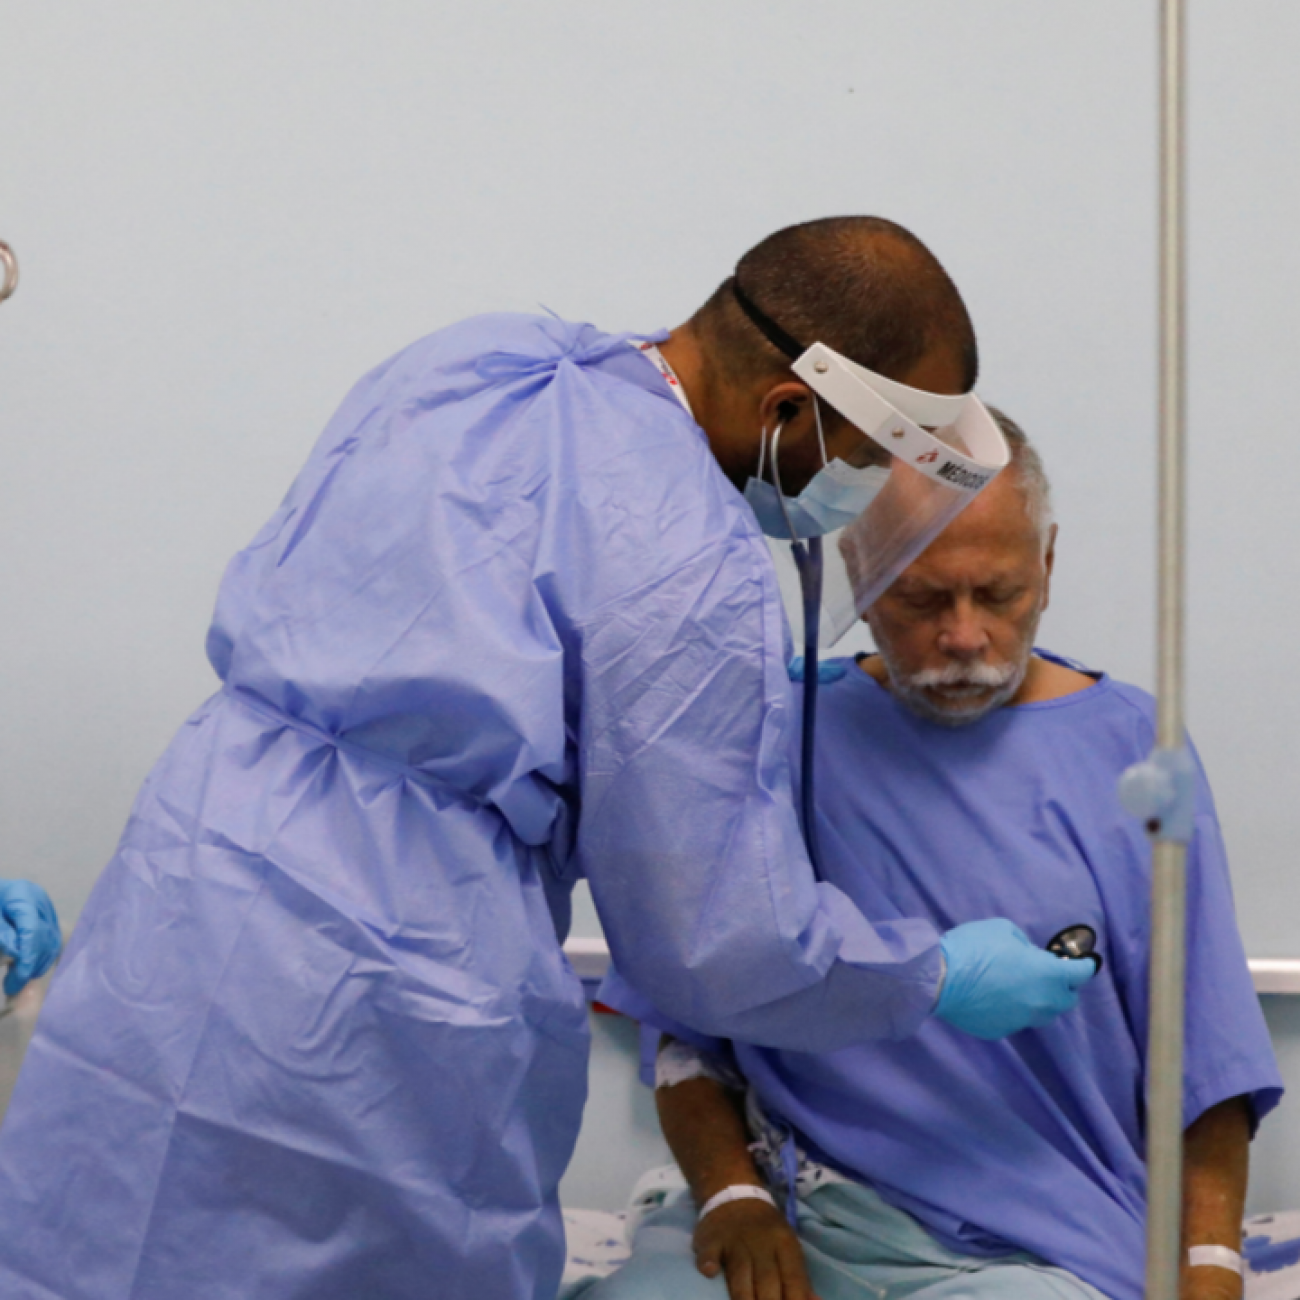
1144,0,1189,1295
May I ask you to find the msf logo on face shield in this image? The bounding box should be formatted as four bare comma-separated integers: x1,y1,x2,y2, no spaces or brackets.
936,461,991,490
915,450,940,464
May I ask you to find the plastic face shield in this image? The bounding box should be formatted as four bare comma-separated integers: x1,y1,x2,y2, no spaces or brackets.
790,342,1009,644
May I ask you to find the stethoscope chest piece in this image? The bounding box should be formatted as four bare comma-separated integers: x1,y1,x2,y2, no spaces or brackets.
1047,924,1103,973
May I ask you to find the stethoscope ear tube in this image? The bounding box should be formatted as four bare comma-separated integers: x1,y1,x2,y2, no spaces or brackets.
791,535,825,878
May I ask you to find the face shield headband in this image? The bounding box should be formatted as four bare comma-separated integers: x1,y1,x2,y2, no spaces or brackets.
732,279,1009,644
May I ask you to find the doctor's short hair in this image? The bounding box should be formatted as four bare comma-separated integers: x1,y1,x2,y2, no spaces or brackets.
694,216,979,392
987,406,1055,545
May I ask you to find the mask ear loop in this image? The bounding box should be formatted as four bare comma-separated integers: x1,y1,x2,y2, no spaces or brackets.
755,419,771,497
812,395,828,467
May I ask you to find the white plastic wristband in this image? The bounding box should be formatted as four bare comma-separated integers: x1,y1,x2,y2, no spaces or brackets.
1187,1245,1244,1275
697,1184,777,1221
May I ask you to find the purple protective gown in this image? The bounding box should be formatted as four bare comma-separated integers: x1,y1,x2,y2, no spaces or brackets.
0,316,942,1299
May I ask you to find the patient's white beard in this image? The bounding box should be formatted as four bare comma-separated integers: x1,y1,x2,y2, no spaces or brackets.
881,653,1030,727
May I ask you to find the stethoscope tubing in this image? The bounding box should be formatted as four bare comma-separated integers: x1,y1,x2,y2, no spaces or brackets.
791,535,825,878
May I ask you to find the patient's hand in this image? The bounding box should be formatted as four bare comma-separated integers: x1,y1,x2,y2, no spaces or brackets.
653,1037,819,1298
693,1198,819,1300
1181,1268,1242,1300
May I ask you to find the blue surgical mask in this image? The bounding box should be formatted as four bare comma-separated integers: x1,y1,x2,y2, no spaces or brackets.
743,413,889,540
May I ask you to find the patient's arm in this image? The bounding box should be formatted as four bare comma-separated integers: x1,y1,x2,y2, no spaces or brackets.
1181,1095,1251,1300
655,1037,817,1300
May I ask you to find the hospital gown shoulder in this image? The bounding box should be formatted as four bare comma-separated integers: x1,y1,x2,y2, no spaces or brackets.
1069,672,1222,787
243,311,757,605
204,311,778,788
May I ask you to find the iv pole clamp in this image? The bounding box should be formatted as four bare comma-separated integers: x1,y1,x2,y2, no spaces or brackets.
1118,2,1192,1298
0,242,18,304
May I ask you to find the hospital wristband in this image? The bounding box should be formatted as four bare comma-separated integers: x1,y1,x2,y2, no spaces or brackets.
1187,1245,1243,1275
697,1185,777,1221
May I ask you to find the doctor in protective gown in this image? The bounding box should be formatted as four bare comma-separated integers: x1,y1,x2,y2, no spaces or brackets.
0,217,1082,1300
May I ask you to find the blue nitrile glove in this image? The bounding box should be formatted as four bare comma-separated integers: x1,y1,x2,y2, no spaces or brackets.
0,880,62,998
788,656,848,684
933,917,1096,1040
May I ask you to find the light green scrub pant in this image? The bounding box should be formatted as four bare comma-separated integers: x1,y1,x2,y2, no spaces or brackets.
576,1183,1112,1300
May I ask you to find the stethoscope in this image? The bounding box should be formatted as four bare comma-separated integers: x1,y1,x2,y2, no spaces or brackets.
637,340,830,873
637,344,1094,948
1047,924,1103,972
780,443,1103,971
773,415,1104,977
639,343,1102,990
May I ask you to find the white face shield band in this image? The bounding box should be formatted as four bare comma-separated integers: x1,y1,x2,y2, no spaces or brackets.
733,281,1009,646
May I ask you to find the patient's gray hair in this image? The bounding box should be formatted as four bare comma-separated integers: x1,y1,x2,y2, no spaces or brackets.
986,406,1054,547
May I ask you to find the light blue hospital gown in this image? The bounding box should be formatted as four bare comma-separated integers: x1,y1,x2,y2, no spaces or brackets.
602,654,1282,1300
0,318,947,1300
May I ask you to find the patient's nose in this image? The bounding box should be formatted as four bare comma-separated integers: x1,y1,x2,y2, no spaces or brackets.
937,600,989,660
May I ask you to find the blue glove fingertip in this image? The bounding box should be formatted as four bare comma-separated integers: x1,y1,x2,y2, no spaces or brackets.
3,943,37,999
788,656,849,684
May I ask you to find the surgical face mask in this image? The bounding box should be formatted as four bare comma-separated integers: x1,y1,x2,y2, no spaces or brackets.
743,410,890,541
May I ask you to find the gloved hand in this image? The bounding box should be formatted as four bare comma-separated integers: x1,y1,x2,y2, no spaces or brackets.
0,880,62,998
933,917,1096,1040
788,656,848,684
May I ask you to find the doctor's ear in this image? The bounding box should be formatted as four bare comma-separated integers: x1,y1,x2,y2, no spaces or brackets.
757,381,814,428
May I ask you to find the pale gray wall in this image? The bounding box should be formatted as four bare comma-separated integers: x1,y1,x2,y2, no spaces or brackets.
2,0,1298,1211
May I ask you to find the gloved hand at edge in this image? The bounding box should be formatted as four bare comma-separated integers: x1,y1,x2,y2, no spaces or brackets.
933,917,1096,1041
0,880,63,998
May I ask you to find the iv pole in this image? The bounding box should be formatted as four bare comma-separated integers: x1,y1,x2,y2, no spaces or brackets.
1123,1,1192,1296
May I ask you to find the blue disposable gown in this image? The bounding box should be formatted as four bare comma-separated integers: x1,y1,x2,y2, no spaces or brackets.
0,317,942,1300
606,655,1283,1300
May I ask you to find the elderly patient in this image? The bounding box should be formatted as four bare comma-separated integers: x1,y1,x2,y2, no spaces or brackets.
591,414,1281,1300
